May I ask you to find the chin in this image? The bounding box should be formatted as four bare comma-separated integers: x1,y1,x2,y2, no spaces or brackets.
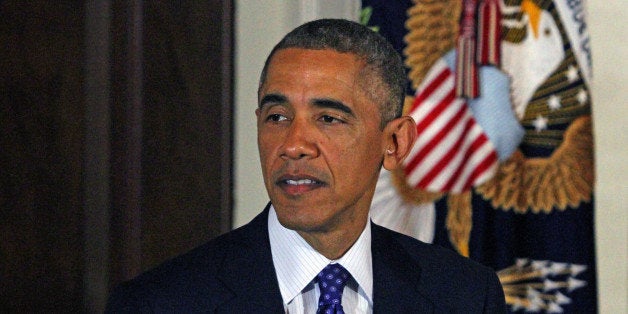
274,207,331,233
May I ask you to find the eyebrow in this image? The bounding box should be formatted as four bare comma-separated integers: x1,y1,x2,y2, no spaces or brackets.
312,98,355,117
258,94,355,118
259,93,287,109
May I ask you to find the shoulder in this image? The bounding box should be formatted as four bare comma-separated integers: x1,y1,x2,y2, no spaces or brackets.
372,223,506,312
372,222,488,274
105,212,267,313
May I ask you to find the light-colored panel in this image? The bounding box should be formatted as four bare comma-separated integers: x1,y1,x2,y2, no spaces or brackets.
589,0,628,313
296,0,360,23
234,1,295,227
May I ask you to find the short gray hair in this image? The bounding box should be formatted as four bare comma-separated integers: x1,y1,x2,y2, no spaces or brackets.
258,19,406,128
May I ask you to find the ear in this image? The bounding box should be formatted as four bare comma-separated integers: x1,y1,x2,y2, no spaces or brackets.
382,116,417,171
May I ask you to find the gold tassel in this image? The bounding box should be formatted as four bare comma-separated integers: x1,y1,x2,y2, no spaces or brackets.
446,192,473,257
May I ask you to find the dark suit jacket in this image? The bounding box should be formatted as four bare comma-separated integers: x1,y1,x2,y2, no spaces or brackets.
106,205,506,313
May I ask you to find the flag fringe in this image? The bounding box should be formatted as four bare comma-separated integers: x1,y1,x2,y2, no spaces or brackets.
403,0,461,89
446,192,473,257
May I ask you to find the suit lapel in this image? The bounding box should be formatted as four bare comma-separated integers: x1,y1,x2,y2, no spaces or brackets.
371,222,435,313
215,205,284,313
211,209,439,312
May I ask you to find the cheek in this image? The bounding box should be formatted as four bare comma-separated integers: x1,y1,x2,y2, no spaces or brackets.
258,136,276,166
346,133,384,165
328,136,377,168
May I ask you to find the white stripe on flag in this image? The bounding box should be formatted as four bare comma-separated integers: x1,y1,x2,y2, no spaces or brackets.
403,57,498,193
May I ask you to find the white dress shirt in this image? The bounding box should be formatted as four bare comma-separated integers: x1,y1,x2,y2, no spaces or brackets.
268,206,373,314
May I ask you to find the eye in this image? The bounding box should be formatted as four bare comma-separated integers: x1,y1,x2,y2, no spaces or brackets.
320,115,344,124
266,113,287,122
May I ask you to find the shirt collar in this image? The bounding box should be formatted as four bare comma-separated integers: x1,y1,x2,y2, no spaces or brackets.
268,205,373,306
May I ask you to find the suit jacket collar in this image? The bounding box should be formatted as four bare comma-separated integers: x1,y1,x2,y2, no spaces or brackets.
215,204,284,312
371,222,435,313
214,205,436,313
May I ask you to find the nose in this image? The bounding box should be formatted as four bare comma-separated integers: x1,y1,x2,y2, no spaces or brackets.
280,118,319,160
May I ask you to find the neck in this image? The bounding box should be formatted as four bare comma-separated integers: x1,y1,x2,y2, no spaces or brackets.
297,219,367,260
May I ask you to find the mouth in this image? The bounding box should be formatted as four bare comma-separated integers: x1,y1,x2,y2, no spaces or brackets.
276,175,325,195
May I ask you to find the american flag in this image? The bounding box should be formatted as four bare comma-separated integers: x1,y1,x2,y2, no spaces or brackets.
403,56,498,193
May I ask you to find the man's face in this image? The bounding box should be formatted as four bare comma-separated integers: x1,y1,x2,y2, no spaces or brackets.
256,48,387,236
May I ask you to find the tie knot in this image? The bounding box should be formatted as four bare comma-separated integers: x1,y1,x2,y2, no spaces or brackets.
317,263,351,312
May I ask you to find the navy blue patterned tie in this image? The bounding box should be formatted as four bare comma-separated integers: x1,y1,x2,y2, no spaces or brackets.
316,263,351,314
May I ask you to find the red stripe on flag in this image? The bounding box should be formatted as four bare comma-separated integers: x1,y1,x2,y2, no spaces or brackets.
417,115,476,190
404,57,499,193
414,88,456,135
460,135,498,189
439,118,479,191
404,91,462,176
449,133,497,191
410,68,451,112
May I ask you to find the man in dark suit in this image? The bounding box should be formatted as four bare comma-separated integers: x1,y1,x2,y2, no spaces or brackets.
106,19,506,313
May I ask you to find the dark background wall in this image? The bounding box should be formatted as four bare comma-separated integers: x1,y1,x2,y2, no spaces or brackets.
0,1,233,312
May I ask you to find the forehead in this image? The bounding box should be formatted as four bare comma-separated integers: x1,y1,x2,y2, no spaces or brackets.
260,48,370,103
268,47,363,68
267,48,366,82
